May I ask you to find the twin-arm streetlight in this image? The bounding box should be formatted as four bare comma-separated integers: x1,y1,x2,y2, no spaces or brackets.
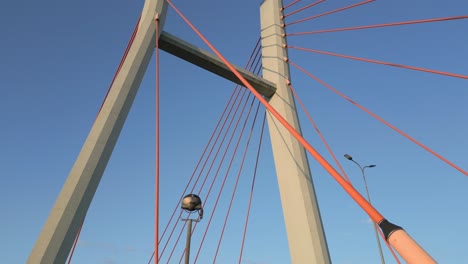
344,154,385,264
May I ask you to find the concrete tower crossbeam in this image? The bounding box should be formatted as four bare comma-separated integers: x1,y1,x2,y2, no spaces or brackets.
158,31,276,97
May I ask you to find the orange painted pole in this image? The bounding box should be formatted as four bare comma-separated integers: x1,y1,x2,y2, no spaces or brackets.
379,220,436,264
166,0,438,262
390,231,436,264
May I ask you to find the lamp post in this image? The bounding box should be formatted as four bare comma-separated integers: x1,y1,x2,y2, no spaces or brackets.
344,154,385,264
181,194,204,264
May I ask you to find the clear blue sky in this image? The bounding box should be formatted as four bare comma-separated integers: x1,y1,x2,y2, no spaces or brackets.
1,0,467,263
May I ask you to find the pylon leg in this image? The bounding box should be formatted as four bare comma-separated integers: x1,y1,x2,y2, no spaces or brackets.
260,0,331,263
27,1,167,263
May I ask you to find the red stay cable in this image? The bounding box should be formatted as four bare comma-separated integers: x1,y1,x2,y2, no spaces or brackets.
238,113,266,264
68,15,142,264
190,40,261,197
212,101,262,263
194,53,261,194
182,46,268,263
287,15,468,36
97,16,142,116
288,82,351,183
66,225,82,264
288,83,401,263
289,81,404,263
189,43,262,198
173,92,253,264
284,0,325,18
195,91,250,195
193,49,262,194
288,45,468,79
160,87,246,262
190,53,264,193
165,220,189,264
169,90,252,263
286,0,375,26
192,95,257,264
289,59,468,177
162,37,259,239
156,86,240,258
282,0,302,10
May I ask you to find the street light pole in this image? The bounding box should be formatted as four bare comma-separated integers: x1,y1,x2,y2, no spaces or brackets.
344,154,385,264
184,219,193,264
181,194,204,264
361,165,375,204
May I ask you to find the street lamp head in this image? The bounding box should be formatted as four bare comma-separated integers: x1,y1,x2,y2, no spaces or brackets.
344,154,353,160
181,194,203,212
181,194,204,220
368,165,376,168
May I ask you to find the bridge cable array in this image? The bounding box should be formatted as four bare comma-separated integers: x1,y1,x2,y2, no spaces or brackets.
288,59,468,176
279,0,467,175
148,36,268,264
164,0,467,262
66,0,467,263
287,74,401,264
